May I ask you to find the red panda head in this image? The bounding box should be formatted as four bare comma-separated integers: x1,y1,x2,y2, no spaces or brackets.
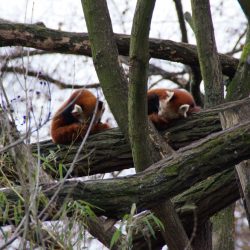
71,99,105,124
159,89,200,119
148,88,200,121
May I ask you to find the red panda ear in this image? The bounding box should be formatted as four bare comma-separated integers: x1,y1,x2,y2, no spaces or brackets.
72,104,85,123
158,90,175,117
72,104,83,116
166,90,175,102
178,104,190,118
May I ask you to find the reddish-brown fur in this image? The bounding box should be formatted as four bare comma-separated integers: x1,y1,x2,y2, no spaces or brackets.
51,89,109,144
147,88,200,130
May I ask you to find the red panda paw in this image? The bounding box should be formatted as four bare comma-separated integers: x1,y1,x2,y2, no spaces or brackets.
149,113,170,130
91,123,110,134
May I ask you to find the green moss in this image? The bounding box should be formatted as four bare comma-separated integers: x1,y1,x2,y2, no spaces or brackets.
239,42,250,63
226,28,250,101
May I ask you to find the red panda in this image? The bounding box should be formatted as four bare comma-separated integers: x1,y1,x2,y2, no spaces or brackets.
51,89,110,144
148,88,200,130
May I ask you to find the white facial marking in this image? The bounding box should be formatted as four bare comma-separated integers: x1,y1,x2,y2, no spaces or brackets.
166,90,174,102
179,104,190,118
72,104,83,115
158,91,174,117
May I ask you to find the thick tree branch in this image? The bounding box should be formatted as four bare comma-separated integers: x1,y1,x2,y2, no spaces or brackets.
2,117,250,220
0,19,238,78
0,168,239,249
222,25,250,226
31,110,220,179
32,98,250,179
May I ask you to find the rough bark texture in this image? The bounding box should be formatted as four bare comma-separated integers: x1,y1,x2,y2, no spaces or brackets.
227,27,250,101
212,205,235,250
0,167,239,249
223,15,250,232
0,19,238,78
133,167,239,249
220,100,250,225
191,1,226,247
2,118,250,220
86,217,123,250
28,110,219,179
192,221,212,250
31,98,249,179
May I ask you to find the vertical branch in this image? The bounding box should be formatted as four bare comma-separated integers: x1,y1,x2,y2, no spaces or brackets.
173,0,188,43
219,102,250,226
224,9,250,226
128,0,156,171
191,1,224,248
226,26,250,101
174,2,204,106
129,1,191,250
191,0,224,107
81,0,129,138
81,1,131,248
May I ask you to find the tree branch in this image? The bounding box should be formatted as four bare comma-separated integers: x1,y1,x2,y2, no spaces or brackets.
1,66,100,89
191,0,223,107
0,19,238,78
173,0,188,43
227,26,250,101
2,116,250,220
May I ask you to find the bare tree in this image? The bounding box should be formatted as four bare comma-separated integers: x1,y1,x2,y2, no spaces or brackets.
0,0,250,249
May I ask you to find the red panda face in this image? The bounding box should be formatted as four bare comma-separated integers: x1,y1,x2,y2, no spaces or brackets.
72,104,84,122
167,89,200,118
71,100,105,124
148,88,200,121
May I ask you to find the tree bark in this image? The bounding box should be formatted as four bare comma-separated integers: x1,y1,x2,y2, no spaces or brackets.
2,119,250,220
226,26,250,101
31,98,242,179
212,205,235,250
128,0,156,171
0,168,239,249
220,101,250,225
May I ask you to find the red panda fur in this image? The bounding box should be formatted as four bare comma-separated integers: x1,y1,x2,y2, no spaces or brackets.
51,89,109,144
147,88,200,130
